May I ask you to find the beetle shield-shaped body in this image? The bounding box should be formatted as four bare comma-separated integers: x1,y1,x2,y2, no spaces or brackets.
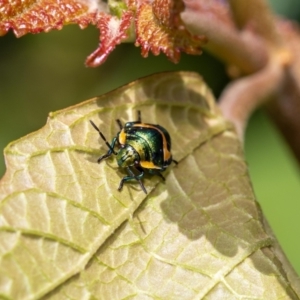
90,111,177,194
117,121,173,171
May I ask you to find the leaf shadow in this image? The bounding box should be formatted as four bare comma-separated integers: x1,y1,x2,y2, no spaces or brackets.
159,132,275,264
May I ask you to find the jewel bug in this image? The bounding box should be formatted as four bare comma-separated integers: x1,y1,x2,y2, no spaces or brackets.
90,111,178,194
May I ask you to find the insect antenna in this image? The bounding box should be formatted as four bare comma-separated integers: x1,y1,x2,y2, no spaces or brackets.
89,120,116,154
137,110,141,123
116,119,123,130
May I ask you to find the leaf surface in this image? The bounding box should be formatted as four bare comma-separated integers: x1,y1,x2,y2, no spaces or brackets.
0,72,299,299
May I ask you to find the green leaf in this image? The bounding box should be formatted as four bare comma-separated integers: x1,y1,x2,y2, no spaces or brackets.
0,72,299,299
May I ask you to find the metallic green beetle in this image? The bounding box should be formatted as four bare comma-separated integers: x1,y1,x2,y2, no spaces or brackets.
90,111,177,194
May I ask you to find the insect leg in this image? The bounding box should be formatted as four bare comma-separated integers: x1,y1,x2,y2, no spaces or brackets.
148,169,165,181
172,159,178,165
156,172,165,181
96,137,118,163
118,166,147,194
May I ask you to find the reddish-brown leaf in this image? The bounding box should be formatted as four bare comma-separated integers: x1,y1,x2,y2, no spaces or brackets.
0,0,99,37
135,0,206,63
0,0,206,66
85,11,134,67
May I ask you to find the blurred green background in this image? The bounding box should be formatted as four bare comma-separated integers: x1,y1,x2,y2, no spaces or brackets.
0,0,299,276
